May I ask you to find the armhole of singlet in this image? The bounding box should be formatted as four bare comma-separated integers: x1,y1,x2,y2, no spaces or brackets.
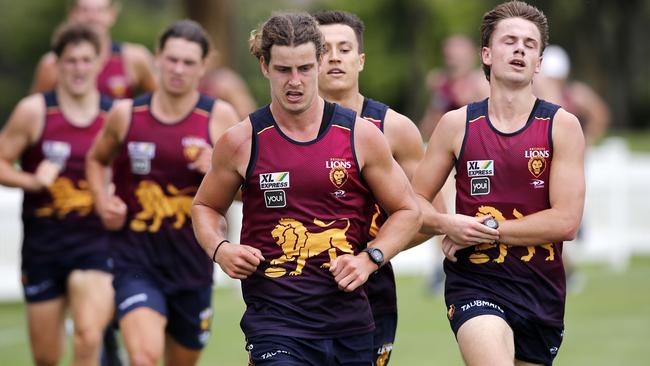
202,95,217,146
455,107,472,170
548,107,556,155
318,102,336,138
243,119,259,189
349,114,369,188
116,101,136,151
31,92,50,148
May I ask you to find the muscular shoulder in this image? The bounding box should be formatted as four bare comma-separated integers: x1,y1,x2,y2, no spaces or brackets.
11,94,46,136
429,106,467,153
209,99,241,142
37,52,57,69
17,93,46,116
0,94,46,154
214,118,253,176
383,109,424,175
121,43,153,64
552,108,584,147
104,98,133,141
437,107,467,136
383,109,422,148
354,117,392,169
212,99,240,125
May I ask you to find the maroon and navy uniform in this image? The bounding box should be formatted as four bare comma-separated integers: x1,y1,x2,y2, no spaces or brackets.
242,102,376,365
111,93,215,349
446,98,565,364
361,97,398,364
20,90,113,302
96,42,134,99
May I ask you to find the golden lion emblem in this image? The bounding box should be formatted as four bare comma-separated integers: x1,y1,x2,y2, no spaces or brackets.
469,205,554,264
35,177,93,218
268,217,353,276
130,180,196,232
528,156,546,177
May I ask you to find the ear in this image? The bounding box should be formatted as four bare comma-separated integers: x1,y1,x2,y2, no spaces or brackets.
481,46,492,68
259,57,270,78
358,52,365,72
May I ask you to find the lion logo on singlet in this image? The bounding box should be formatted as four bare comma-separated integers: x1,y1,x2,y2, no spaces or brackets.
528,156,547,177
375,343,393,366
369,204,382,237
130,180,196,233
266,218,353,277
35,177,93,218
468,205,554,264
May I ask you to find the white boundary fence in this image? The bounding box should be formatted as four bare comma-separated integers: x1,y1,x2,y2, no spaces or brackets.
1,138,649,300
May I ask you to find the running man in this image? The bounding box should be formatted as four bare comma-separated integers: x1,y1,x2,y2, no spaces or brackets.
412,1,585,365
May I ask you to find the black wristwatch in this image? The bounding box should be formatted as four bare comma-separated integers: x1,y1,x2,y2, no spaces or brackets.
363,247,385,268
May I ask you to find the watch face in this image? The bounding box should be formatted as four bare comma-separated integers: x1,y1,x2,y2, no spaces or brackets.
368,248,384,265
484,217,499,229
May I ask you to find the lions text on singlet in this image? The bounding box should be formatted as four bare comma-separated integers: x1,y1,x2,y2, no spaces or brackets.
361,97,397,317
240,102,376,338
111,93,214,291
20,91,112,261
96,43,134,99
448,98,565,326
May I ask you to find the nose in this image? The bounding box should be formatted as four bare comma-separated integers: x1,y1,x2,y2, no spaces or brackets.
173,61,184,74
514,42,525,56
328,48,340,63
288,69,301,86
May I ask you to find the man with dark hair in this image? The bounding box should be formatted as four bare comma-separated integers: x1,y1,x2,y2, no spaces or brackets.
86,20,239,366
314,9,443,365
0,22,114,366
32,0,156,99
192,12,421,366
413,1,585,365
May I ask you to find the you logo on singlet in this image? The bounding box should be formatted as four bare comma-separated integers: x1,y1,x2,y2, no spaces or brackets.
42,140,71,168
259,172,290,208
128,142,155,175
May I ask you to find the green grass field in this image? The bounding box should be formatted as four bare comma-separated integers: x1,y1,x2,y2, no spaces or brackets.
1,257,649,365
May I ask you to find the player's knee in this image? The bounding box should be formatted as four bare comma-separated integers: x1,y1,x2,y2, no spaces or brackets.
129,349,161,366
32,351,60,366
73,325,103,352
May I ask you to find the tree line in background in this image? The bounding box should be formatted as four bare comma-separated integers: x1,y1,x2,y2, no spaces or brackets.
1,0,648,129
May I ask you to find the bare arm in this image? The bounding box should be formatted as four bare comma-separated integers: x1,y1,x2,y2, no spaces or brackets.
383,108,424,180
86,100,130,230
190,99,241,174
191,120,263,279
30,53,58,93
123,43,157,93
330,118,421,292
384,108,446,247
498,108,585,245
207,68,257,119
0,95,60,191
412,108,498,243
570,81,610,145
